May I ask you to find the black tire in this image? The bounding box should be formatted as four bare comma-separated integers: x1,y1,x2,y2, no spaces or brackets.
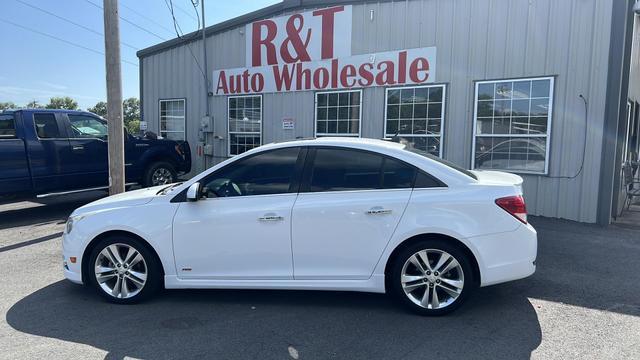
388,239,476,316
86,235,162,304
142,161,177,187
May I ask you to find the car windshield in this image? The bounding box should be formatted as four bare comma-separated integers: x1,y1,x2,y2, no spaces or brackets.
403,144,478,180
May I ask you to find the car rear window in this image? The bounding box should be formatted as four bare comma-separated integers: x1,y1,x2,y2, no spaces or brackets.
404,144,478,180
0,114,16,138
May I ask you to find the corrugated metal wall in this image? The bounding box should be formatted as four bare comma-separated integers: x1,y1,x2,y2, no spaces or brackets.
141,0,615,223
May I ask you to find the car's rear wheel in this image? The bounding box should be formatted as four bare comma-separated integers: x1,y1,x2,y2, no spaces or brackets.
87,236,162,304
143,161,177,187
388,239,475,315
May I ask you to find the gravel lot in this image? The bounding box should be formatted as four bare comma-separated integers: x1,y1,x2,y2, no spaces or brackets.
0,193,639,359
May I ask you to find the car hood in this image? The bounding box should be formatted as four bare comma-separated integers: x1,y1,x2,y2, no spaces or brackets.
72,185,167,216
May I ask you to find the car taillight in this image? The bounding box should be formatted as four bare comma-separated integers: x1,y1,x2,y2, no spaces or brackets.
495,195,527,224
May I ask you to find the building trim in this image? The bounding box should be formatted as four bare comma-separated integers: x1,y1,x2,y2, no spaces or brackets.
597,0,635,225
136,0,397,59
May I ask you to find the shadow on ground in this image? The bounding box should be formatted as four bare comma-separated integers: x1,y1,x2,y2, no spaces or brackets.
6,281,541,360
0,192,106,230
5,209,640,359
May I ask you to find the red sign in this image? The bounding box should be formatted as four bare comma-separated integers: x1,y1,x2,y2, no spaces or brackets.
212,6,436,95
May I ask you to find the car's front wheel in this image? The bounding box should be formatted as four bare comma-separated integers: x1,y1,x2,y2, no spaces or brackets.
389,239,475,315
87,236,162,304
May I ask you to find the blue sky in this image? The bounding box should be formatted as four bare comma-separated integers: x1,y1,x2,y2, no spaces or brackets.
0,0,280,109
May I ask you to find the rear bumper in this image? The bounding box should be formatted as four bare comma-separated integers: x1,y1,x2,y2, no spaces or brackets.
471,222,537,287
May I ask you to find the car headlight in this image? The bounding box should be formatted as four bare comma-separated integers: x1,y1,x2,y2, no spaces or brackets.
65,215,84,234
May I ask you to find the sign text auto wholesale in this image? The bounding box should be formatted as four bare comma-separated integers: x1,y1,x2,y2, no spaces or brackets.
213,6,437,95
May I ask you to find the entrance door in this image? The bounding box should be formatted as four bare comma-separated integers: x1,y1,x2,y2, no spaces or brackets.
172,147,305,279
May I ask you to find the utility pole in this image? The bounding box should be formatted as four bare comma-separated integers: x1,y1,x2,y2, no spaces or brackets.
103,0,125,195
200,0,210,171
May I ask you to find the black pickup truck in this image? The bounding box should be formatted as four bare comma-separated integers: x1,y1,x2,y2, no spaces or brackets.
0,109,191,200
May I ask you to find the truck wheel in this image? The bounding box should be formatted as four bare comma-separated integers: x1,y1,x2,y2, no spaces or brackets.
143,162,177,187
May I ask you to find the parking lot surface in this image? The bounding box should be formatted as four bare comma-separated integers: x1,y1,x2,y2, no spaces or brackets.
0,194,639,359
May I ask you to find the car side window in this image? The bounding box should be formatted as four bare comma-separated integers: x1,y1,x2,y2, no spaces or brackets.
33,113,62,138
0,115,16,139
68,115,108,139
202,147,301,198
309,148,384,192
382,157,417,189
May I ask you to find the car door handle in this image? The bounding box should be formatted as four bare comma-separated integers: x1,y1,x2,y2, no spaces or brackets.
258,214,284,222
366,207,392,215
72,145,84,152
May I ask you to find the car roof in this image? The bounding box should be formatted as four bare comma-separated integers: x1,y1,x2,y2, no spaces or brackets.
6,109,95,115
262,137,407,152
235,137,476,186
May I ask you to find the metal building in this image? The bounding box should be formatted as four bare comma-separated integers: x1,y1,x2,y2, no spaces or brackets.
137,0,640,225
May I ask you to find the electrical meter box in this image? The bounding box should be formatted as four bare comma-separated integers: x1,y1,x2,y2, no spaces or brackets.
203,144,214,156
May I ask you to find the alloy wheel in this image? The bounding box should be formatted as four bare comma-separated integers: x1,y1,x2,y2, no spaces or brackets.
401,249,464,310
94,243,148,299
151,168,173,185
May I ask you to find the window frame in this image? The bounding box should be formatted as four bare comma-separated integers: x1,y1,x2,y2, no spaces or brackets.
0,114,17,139
227,94,263,157
471,76,555,175
199,146,306,199
314,89,363,138
384,84,447,158
66,114,108,140
158,98,186,141
32,112,65,140
299,146,446,193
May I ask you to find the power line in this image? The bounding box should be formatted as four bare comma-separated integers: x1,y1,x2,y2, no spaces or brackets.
80,0,168,42
120,1,176,36
172,0,199,22
0,18,138,67
164,0,206,78
14,0,139,51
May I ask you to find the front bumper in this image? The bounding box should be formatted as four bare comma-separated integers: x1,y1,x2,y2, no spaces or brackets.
62,232,84,285
472,222,538,287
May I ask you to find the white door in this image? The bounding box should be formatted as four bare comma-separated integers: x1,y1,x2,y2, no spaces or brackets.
172,147,303,279
292,147,416,280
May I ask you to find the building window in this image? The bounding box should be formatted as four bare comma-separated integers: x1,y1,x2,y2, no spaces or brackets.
159,99,186,141
228,95,262,156
384,85,445,157
473,77,554,174
315,90,361,137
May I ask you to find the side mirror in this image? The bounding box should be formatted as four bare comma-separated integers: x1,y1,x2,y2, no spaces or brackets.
186,182,201,202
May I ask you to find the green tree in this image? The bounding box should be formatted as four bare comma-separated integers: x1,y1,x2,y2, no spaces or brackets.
88,101,107,117
122,97,140,124
26,100,44,108
88,98,141,134
0,102,17,111
125,120,140,134
46,96,78,110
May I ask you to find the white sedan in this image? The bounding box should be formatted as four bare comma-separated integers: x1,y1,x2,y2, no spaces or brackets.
63,137,537,315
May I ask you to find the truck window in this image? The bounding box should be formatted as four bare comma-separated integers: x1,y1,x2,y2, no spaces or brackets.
34,113,62,139
68,115,108,139
0,115,16,138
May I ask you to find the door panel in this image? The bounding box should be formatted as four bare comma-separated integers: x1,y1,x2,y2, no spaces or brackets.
27,112,75,193
173,194,297,279
292,190,412,279
0,114,30,194
65,114,109,187
172,146,304,279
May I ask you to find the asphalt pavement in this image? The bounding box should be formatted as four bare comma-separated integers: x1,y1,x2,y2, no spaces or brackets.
0,193,639,359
